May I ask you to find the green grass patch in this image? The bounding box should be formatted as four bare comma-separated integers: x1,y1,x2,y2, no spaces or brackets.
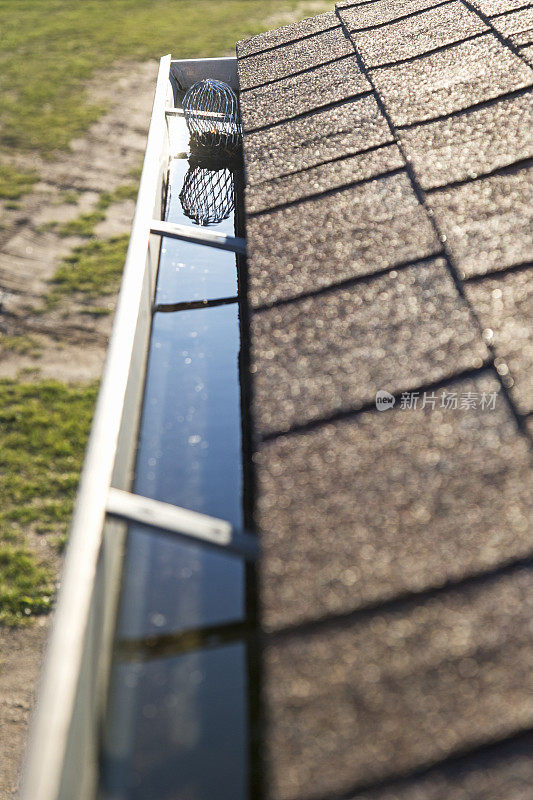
47,235,128,305
0,380,97,534
0,162,37,200
54,182,139,238
0,379,97,624
0,546,54,626
0,334,42,358
0,1,329,156
82,305,113,317
57,189,80,205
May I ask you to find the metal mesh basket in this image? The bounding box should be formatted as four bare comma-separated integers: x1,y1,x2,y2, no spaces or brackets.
179,162,235,226
182,79,242,157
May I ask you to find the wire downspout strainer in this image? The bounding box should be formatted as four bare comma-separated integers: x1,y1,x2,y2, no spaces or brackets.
182,79,242,157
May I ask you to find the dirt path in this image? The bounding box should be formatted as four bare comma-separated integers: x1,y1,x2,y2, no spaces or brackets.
0,60,158,381
0,59,158,798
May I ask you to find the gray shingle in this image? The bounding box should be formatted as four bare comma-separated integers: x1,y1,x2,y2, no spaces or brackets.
490,7,533,38
470,0,531,13
243,94,393,185
370,34,533,126
256,372,532,630
428,164,533,278
264,568,533,799
510,27,533,45
521,42,533,63
247,172,440,306
337,0,446,30
465,269,533,414
347,736,533,800
238,26,353,91
239,56,370,131
351,2,487,68
250,259,488,435
236,11,338,57
245,144,404,214
399,91,533,189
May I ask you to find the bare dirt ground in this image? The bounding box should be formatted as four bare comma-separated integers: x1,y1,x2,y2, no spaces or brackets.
0,59,158,798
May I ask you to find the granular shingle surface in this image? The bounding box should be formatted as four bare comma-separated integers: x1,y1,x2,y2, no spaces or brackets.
338,0,448,29
243,93,393,184
237,26,353,90
251,260,488,434
398,91,533,188
244,144,404,214
490,7,533,38
236,11,339,57
370,34,533,126
264,568,533,799
256,373,532,629
510,26,533,45
470,0,530,14
522,42,533,62
465,269,533,413
349,2,487,67
236,7,533,800
239,56,370,130
346,736,533,800
427,164,533,278
246,172,440,305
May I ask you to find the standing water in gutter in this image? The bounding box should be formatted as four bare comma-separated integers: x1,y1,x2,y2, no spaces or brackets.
100,81,257,800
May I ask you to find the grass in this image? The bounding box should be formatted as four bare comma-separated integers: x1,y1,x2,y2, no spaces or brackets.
0,162,37,200
57,189,80,205
0,1,331,626
0,1,329,156
0,334,42,358
46,234,129,306
52,182,139,238
0,380,97,625
0,547,53,625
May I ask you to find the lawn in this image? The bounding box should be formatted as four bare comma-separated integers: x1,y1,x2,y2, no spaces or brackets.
46,235,129,307
0,0,330,624
0,0,330,155
0,380,97,624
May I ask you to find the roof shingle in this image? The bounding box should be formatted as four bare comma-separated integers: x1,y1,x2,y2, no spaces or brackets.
242,94,393,184
246,172,440,305
244,144,404,214
349,1,487,68
250,259,488,434
465,268,533,413
256,373,532,629
427,164,533,278
369,34,533,126
264,567,533,799
338,0,448,29
239,55,370,130
237,26,353,90
236,10,339,57
398,91,533,189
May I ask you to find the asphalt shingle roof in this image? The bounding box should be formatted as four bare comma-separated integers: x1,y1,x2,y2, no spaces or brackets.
247,175,440,305
239,56,370,130
237,3,533,798
237,26,353,90
368,34,532,125
397,91,533,188
243,94,393,184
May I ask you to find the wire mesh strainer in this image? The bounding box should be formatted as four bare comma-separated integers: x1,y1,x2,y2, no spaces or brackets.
179,162,235,226
182,79,242,157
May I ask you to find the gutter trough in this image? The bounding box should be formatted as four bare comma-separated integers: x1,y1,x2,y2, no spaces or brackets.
22,55,258,800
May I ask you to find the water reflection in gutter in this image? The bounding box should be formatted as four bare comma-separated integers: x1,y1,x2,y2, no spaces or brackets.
100,151,257,800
